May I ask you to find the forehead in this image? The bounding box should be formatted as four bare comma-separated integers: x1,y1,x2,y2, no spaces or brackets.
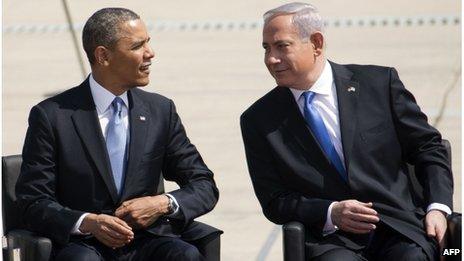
263,14,299,41
116,19,149,42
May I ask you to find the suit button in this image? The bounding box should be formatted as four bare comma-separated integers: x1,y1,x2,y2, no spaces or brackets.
166,218,170,222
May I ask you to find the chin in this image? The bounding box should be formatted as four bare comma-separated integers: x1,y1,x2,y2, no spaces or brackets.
273,74,290,85
275,79,291,87
136,78,150,87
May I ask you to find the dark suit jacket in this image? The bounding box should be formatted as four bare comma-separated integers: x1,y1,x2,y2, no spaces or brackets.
240,61,453,259
16,79,220,246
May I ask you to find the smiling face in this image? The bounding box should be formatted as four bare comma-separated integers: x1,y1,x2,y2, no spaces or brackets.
263,14,321,90
104,19,155,93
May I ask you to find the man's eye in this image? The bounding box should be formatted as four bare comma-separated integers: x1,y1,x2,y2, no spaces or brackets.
132,44,143,50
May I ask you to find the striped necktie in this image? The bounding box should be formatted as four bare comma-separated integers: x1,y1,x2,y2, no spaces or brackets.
106,97,128,194
303,91,347,182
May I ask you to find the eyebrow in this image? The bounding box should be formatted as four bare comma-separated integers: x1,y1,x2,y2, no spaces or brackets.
130,37,150,48
262,40,291,48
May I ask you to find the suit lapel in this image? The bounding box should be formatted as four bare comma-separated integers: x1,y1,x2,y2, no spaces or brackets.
121,89,149,199
330,61,359,173
276,88,349,189
70,79,119,203
279,88,329,163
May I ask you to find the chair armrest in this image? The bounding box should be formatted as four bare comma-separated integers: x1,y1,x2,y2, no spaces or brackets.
446,212,461,249
6,229,52,261
195,231,222,261
283,222,305,261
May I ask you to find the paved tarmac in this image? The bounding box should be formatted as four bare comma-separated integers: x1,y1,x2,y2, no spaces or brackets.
3,1,461,260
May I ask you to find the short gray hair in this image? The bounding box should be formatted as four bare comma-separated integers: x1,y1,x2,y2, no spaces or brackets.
263,2,324,41
82,7,140,64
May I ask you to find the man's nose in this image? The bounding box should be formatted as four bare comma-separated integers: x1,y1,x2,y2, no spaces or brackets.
266,55,281,65
145,45,155,59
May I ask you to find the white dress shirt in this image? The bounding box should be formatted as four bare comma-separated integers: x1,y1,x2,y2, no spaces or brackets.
71,74,178,234
289,60,451,236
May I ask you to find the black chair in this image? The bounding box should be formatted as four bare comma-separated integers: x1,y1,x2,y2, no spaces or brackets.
282,140,462,261
2,155,221,261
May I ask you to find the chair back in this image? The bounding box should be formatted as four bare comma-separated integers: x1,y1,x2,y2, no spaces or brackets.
2,155,23,233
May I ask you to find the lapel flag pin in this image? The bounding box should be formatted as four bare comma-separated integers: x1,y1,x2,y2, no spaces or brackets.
347,86,356,92
139,116,146,121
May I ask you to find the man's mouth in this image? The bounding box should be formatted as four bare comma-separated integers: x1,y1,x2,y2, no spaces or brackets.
140,62,151,72
274,68,288,74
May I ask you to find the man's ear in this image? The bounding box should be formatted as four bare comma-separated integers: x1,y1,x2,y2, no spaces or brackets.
94,46,110,66
310,32,324,56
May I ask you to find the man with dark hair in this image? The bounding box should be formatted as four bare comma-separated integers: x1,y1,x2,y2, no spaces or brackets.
241,2,453,260
16,7,220,261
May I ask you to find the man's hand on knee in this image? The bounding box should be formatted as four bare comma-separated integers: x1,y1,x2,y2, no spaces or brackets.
425,210,447,252
331,200,379,234
115,195,170,229
79,213,134,248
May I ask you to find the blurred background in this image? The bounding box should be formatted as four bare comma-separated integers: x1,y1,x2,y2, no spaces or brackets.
3,1,461,260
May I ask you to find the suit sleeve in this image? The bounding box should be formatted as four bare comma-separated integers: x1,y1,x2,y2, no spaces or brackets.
161,100,219,223
389,68,453,209
240,113,332,234
15,105,85,244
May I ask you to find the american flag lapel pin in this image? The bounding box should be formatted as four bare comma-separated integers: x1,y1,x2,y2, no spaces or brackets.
139,116,146,121
347,86,356,92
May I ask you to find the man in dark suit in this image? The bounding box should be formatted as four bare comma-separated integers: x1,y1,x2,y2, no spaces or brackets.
16,8,219,261
241,3,453,260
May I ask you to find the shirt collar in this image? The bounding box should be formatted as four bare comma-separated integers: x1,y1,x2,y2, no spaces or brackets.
289,60,334,101
89,74,129,114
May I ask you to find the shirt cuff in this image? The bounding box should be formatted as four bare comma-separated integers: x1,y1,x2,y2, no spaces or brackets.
165,193,180,216
322,202,338,236
427,203,452,216
71,213,91,235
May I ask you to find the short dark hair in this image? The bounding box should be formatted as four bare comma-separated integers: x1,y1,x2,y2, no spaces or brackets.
82,7,140,64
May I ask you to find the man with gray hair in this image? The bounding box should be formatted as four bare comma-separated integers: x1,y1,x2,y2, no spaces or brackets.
241,2,452,260
16,7,220,261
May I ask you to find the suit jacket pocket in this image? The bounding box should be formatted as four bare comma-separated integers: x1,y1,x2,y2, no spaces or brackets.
363,121,387,134
360,122,394,147
141,147,165,162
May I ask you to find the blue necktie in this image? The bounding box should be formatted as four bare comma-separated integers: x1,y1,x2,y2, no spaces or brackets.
106,97,128,194
303,91,347,182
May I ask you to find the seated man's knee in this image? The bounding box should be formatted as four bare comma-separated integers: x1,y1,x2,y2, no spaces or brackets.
398,247,428,261
178,244,203,261
55,243,102,261
314,248,362,261
157,240,203,261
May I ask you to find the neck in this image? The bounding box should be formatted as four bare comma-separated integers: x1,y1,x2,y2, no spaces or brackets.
91,70,127,96
307,57,326,88
292,57,326,90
